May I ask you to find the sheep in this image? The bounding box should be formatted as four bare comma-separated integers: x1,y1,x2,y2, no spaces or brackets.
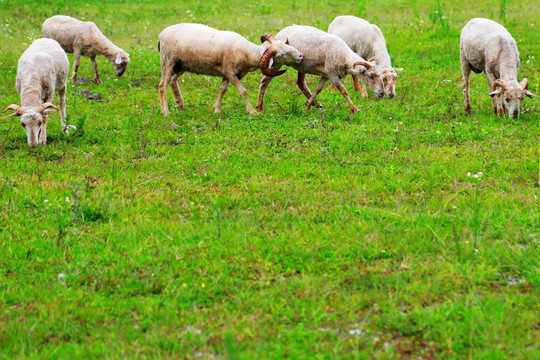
157,23,304,115
460,18,534,118
42,15,130,85
256,25,384,114
4,38,71,147
328,15,403,99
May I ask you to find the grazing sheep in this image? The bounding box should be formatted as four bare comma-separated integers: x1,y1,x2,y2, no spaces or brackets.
157,23,304,115
256,25,383,114
328,15,403,99
460,18,533,118
4,38,71,147
42,15,130,85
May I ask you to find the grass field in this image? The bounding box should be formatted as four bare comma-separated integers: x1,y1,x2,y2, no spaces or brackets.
0,0,538,358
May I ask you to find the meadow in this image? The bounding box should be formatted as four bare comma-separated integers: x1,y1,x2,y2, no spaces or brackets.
0,0,538,358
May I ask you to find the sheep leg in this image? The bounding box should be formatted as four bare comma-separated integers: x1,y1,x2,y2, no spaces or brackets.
460,54,472,115
212,78,229,113
170,72,185,111
39,95,52,145
91,56,102,85
352,75,363,93
229,75,257,114
486,72,504,116
158,65,174,116
305,77,328,111
296,72,313,99
39,115,48,145
332,78,360,113
360,83,368,98
256,76,273,112
58,87,68,133
72,50,81,85
297,72,323,108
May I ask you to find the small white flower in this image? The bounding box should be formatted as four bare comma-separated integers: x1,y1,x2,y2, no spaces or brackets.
473,174,479,178
58,273,65,280
348,329,365,336
466,172,471,177
474,249,479,253
44,199,49,203
65,197,70,203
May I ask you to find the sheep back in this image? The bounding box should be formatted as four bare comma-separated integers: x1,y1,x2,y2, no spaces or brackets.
460,18,520,77
16,38,69,105
158,23,258,77
42,15,111,57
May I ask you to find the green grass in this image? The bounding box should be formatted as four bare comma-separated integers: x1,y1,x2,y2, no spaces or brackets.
0,0,538,358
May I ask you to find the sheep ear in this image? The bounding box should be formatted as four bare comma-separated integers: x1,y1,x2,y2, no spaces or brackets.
285,38,290,45
353,65,367,74
489,88,503,97
394,68,403,72
115,54,122,64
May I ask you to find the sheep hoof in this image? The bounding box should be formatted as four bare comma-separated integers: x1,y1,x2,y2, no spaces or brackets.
94,78,103,85
63,125,77,135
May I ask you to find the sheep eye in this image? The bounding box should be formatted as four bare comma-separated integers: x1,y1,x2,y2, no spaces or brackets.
21,123,26,128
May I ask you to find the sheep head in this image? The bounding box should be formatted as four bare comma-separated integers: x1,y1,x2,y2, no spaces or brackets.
113,51,130,77
4,103,58,147
259,33,303,77
489,78,534,118
352,60,385,98
381,67,403,99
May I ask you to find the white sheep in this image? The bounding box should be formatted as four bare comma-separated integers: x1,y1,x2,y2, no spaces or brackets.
42,15,130,85
256,25,383,114
328,15,403,99
157,23,304,115
460,18,533,118
4,38,71,147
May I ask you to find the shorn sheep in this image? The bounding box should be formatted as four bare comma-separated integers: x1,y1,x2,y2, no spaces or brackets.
4,38,70,147
42,15,130,85
328,15,403,99
157,23,304,115
257,25,384,114
460,18,533,118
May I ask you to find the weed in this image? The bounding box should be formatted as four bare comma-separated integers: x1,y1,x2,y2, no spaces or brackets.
0,0,538,359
